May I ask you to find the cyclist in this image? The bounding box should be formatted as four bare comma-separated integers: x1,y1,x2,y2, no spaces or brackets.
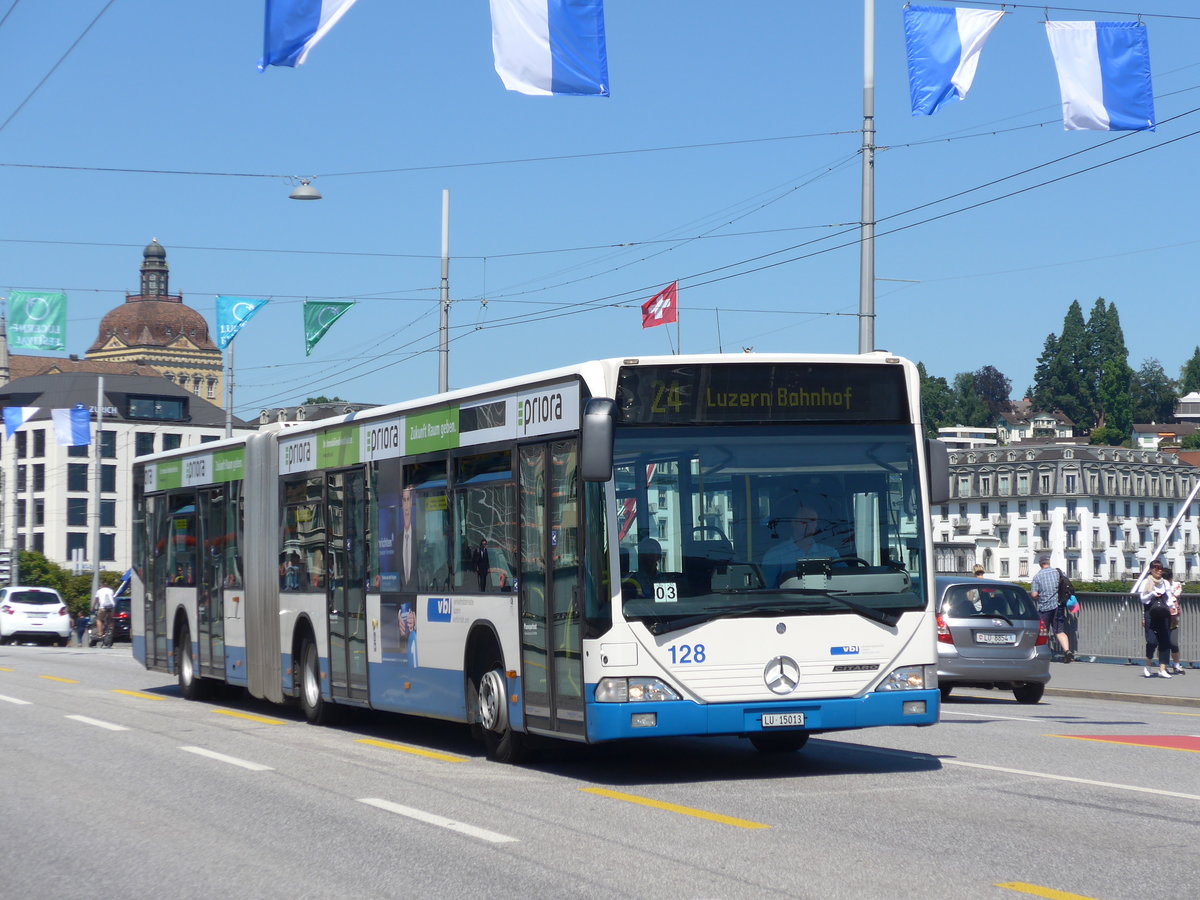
92,584,116,647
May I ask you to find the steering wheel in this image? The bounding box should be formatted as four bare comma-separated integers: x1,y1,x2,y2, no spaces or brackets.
830,556,871,569
692,524,729,541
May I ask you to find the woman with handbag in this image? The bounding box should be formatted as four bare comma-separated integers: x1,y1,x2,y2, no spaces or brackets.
1139,561,1175,678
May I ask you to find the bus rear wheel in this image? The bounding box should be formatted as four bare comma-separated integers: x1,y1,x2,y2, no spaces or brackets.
177,626,205,701
749,732,809,753
476,663,527,763
298,638,330,725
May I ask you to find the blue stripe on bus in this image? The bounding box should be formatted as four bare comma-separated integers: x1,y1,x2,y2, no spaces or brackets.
225,646,248,685
583,688,939,741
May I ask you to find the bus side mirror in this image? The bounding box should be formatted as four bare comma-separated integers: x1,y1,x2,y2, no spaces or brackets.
581,398,616,482
926,438,949,505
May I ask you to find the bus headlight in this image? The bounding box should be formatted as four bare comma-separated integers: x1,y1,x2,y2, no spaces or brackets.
875,665,933,691
595,677,681,703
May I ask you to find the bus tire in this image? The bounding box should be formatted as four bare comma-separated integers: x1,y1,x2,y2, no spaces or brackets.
476,660,527,763
177,625,205,701
749,732,809,753
298,638,330,725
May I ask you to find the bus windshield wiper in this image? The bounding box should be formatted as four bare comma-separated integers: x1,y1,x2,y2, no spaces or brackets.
818,593,901,627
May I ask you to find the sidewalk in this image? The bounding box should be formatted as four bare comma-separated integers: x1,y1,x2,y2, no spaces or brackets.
1043,657,1200,708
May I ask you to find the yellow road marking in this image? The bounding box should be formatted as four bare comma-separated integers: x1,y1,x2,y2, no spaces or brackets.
0,666,13,671
212,709,288,725
112,689,165,701
997,881,1100,899
1163,710,1200,718
356,738,468,763
39,675,79,684
580,787,770,829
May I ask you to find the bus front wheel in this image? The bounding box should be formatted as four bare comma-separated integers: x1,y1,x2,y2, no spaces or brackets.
476,663,527,763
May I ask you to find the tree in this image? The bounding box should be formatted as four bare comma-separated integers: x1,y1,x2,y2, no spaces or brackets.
1085,298,1129,429
1179,347,1200,396
971,365,1012,419
917,362,954,437
1131,359,1177,424
1091,357,1134,446
304,395,345,404
950,372,989,427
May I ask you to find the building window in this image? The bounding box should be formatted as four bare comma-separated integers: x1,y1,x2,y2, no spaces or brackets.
958,476,971,498
69,444,89,458
33,430,45,457
101,465,117,493
207,379,217,400
15,431,26,458
100,430,117,459
100,533,115,562
128,396,186,421
998,474,1011,496
1018,473,1029,495
200,435,218,444
67,463,88,492
981,502,989,518
1019,530,1028,547
66,532,88,559
16,465,25,492
33,465,44,491
1065,473,1077,493
34,499,44,526
136,432,155,456
16,499,25,526
1000,560,1010,577
101,500,116,528
67,498,87,528
1019,559,1029,578
1039,473,1052,493
163,433,182,451
979,475,992,495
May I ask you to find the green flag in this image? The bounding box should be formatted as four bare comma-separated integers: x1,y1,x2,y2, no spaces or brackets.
303,300,355,356
8,290,67,350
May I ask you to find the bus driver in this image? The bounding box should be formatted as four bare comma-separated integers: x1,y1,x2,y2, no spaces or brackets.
761,500,839,588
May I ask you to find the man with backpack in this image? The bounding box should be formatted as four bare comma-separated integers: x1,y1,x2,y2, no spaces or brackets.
1030,555,1074,662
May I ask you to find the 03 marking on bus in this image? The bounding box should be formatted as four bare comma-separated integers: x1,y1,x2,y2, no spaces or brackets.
667,643,706,664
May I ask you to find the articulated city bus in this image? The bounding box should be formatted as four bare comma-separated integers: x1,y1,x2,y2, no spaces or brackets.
131,353,948,761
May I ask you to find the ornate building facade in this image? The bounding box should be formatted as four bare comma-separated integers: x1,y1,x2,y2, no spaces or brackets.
86,240,224,407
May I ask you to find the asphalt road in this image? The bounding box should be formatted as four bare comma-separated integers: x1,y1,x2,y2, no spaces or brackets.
1,643,1196,900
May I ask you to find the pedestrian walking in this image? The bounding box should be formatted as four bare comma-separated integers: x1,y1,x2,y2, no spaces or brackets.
1029,555,1073,662
1139,560,1174,678
74,612,90,647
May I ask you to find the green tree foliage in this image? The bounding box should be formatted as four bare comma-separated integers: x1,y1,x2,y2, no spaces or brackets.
1180,431,1200,450
1179,347,1200,395
971,365,1012,418
1131,359,1177,424
1085,299,1130,429
15,551,121,618
1090,357,1134,445
304,396,345,404
950,372,990,427
917,362,954,436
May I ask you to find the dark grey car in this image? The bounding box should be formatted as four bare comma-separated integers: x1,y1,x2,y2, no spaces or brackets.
935,575,1050,704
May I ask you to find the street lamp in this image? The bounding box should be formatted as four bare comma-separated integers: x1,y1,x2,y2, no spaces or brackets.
288,178,322,200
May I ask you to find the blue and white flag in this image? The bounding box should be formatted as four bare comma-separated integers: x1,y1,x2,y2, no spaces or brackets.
215,296,271,350
51,406,91,447
2,406,39,439
904,6,1004,116
258,0,358,70
490,0,609,96
1045,21,1155,131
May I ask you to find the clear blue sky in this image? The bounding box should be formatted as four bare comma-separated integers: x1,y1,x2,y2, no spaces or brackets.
2,1,1199,419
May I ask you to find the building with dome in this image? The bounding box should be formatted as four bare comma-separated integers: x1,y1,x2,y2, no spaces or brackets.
86,239,224,406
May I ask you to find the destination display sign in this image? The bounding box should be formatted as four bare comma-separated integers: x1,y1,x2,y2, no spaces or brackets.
615,363,909,424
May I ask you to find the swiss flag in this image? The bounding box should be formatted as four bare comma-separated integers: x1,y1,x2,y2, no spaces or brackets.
641,282,678,329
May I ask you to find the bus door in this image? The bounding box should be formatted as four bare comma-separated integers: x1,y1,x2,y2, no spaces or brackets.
518,441,585,739
196,489,225,678
326,469,368,702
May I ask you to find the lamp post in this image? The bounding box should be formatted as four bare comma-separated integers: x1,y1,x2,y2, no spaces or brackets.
858,0,876,354
289,184,451,393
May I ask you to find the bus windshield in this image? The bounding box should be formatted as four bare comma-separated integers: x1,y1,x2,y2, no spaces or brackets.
614,425,927,633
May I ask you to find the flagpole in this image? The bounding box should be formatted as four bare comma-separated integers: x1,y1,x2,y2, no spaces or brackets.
858,0,876,354
90,377,104,597
225,343,234,439
676,284,681,355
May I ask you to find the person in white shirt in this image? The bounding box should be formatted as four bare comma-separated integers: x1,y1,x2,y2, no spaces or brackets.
92,584,115,646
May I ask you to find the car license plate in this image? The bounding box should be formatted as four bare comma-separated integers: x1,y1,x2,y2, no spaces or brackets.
976,632,1016,645
761,712,805,728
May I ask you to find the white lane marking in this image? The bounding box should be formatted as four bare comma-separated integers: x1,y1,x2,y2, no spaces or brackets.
942,710,1052,723
846,743,1200,801
0,694,32,705
179,746,273,771
359,798,518,844
65,715,129,731
940,759,1200,800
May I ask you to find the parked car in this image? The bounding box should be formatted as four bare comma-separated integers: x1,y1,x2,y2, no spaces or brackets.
935,575,1050,704
0,586,71,646
112,597,131,642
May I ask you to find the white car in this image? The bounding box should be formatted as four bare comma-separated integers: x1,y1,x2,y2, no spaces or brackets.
0,586,71,646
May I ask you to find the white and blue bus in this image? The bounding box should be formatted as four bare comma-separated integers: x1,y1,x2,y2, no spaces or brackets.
131,353,948,761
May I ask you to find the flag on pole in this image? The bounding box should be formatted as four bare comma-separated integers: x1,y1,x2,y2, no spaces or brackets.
215,296,271,350
2,407,39,439
1045,21,1155,131
259,0,359,70
490,0,609,96
641,282,678,329
7,290,68,351
51,406,91,447
303,300,355,356
904,5,1004,116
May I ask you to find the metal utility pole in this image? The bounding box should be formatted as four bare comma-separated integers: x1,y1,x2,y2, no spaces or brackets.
858,0,876,354
91,377,104,597
438,189,451,393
